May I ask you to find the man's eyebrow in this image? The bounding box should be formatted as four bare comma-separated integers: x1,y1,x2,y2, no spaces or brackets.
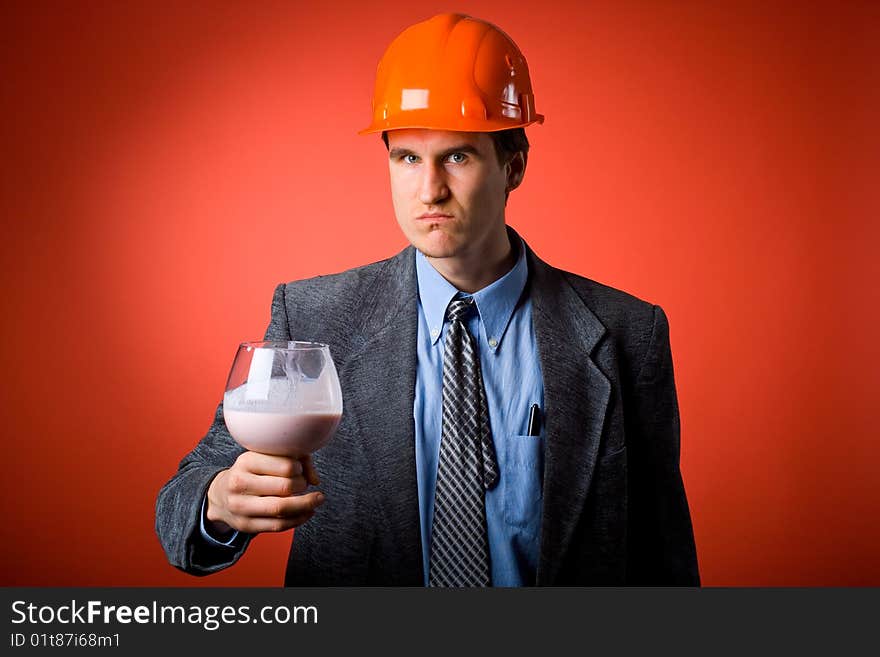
388,144,483,160
388,147,416,159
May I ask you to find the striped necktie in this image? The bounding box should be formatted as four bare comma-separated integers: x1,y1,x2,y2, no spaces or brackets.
429,296,499,587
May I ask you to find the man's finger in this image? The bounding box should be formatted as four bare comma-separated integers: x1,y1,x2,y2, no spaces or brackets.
236,511,316,534
227,472,308,497
228,490,325,519
238,451,302,478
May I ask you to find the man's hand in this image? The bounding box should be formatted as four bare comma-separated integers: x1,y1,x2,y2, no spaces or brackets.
205,451,324,536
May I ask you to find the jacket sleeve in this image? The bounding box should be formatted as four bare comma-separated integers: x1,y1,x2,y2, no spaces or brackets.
626,304,701,585
154,283,291,575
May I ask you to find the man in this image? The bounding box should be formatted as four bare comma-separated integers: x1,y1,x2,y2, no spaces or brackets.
156,13,700,586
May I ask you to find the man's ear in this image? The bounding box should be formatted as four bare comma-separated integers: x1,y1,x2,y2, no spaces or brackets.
505,151,527,194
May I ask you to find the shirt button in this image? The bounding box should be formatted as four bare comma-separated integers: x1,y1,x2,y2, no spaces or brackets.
431,328,440,338
488,338,498,348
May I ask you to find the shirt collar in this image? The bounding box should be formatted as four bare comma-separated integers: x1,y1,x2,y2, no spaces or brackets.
415,236,529,352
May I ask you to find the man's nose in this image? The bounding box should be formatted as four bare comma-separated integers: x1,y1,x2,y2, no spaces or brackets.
418,162,450,205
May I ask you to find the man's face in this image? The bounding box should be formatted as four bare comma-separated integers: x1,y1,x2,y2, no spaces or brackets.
387,129,511,261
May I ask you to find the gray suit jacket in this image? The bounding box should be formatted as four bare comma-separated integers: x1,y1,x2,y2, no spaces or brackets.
156,237,700,585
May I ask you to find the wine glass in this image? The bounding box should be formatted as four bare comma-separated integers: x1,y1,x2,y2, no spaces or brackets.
222,341,342,456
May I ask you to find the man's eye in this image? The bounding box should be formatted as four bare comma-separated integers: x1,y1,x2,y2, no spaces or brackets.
403,154,419,164
447,153,467,164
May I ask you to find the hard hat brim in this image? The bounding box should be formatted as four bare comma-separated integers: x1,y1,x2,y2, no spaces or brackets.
358,115,544,136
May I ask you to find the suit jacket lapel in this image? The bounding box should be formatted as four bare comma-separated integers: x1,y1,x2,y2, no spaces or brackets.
337,246,423,582
526,246,611,585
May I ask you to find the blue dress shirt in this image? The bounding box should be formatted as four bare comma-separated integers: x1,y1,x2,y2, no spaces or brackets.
415,239,545,586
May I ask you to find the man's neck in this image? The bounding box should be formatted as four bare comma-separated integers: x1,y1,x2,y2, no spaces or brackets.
425,229,516,293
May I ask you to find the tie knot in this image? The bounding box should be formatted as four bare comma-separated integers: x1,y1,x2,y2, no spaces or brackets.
446,297,474,323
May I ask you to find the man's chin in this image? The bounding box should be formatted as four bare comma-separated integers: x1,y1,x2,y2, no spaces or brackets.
415,246,457,259
410,232,461,260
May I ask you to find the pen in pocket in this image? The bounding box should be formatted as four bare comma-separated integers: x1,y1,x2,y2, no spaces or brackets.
527,403,541,436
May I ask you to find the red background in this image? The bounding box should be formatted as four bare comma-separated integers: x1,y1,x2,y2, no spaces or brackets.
2,1,878,586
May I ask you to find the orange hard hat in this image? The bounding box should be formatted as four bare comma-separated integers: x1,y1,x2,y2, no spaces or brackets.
359,13,544,135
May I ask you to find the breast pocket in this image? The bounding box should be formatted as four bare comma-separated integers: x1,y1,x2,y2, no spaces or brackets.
499,434,544,531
